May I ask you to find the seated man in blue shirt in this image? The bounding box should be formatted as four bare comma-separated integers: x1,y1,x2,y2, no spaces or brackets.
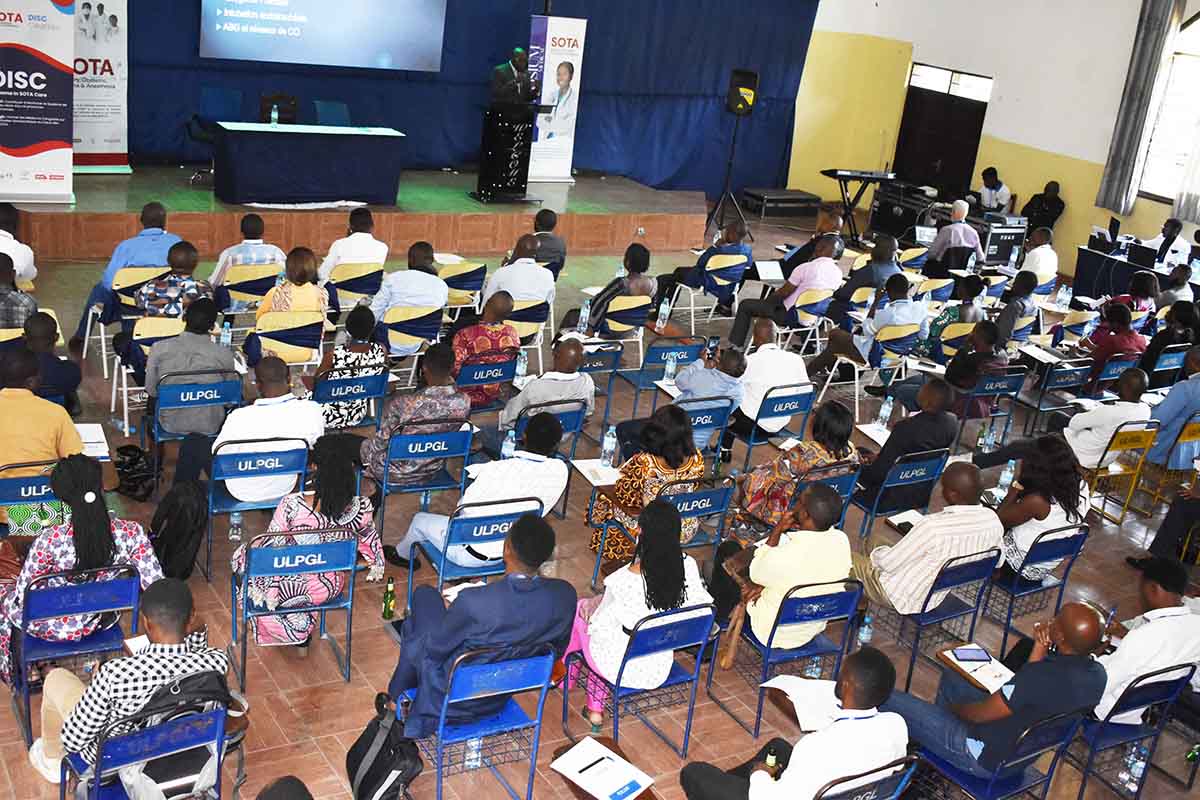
827,235,900,325
69,201,182,346
1146,345,1200,471
881,602,1105,778
387,514,576,738
23,311,81,415
655,221,753,316
808,273,927,379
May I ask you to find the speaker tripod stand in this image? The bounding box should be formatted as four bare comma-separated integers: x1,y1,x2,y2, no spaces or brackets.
705,114,754,241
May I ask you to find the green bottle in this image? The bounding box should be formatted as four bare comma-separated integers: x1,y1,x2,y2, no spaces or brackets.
381,577,396,620
1186,743,1200,764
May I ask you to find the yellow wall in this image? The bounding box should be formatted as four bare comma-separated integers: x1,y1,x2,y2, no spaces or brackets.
791,32,1175,278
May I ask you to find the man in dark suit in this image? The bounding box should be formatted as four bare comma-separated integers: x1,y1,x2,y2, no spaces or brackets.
490,47,538,106
387,514,576,738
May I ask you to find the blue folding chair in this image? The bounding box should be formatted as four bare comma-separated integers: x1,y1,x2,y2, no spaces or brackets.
399,645,555,800
229,529,359,691
920,708,1085,800
379,420,473,516
61,698,229,800
0,459,57,517
731,382,816,471
579,343,623,437
456,349,519,416
1010,314,1037,344
984,275,1010,306
893,548,1001,691
405,499,542,611
512,398,587,460
850,448,949,539
1016,358,1092,435
788,460,862,529
12,566,141,746
1148,342,1190,386
1066,663,1197,800
614,338,704,418
676,395,736,475
562,604,717,756
710,580,862,738
814,755,921,800
955,367,1026,453
311,370,389,431
205,438,310,580
146,370,242,490
984,524,1088,658
1085,352,1141,398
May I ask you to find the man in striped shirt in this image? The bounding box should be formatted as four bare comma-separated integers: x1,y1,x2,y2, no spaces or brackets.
851,462,1002,614
209,213,287,287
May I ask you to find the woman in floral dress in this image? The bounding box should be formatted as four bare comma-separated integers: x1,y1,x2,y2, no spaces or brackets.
308,306,387,428
230,435,384,648
0,455,163,684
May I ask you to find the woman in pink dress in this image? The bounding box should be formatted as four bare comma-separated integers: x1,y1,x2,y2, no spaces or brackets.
231,435,383,649
0,455,163,684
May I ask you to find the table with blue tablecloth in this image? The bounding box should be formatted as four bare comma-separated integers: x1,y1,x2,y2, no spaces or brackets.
1071,245,1199,298
214,122,406,205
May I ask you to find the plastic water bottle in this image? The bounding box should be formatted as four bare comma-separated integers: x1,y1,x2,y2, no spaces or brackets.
976,425,989,453
220,321,232,347
877,396,894,426
1062,285,1074,307
228,511,243,542
600,425,618,468
967,252,978,273
270,103,279,127
576,299,591,333
515,350,527,380
465,737,483,769
1008,246,1019,271
1122,744,1148,791
109,415,137,436
615,262,627,279
998,459,1017,495
655,298,671,333
663,352,678,384
501,429,517,459
1054,286,1067,308
858,614,874,645
803,657,821,678
985,426,997,453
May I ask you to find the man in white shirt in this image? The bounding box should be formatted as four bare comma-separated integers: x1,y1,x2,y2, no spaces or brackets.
1097,557,1200,722
0,204,35,283
370,241,449,355
318,208,389,284
482,233,556,307
680,647,908,800
974,166,1011,212
851,463,1003,614
722,318,810,458
808,273,927,378
1143,217,1192,265
209,213,287,287
390,413,568,568
1021,227,1058,287
211,357,325,503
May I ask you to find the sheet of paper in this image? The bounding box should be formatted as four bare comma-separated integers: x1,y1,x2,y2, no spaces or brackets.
653,379,682,399
434,252,463,264
75,423,111,462
754,260,783,282
581,286,603,297
759,676,841,731
689,248,705,256
551,736,655,800
776,437,801,451
887,510,925,529
946,645,1014,694
572,459,621,487
775,244,792,254
856,423,890,448
1144,391,1166,407
1017,344,1062,364
1074,296,1103,309
1068,397,1102,411
905,357,946,376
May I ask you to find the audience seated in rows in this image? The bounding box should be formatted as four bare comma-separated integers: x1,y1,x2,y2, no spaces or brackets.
24,311,82,413
0,253,36,329
369,240,448,357
913,274,985,358
498,336,594,433
318,207,389,285
256,247,328,319
1140,300,1196,388
721,319,810,458
808,273,928,379
567,499,713,732
0,202,35,283
827,234,899,326
451,291,520,409
681,647,907,800
559,242,656,334
994,270,1038,348
387,514,576,738
589,404,705,563
851,462,1002,614
135,240,213,318
1146,344,1200,470
874,320,1007,418
305,305,387,429
533,208,567,272
482,233,556,310
655,221,752,315
1078,303,1147,387
209,212,287,288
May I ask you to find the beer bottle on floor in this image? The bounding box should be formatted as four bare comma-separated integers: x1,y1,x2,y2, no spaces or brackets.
382,577,396,620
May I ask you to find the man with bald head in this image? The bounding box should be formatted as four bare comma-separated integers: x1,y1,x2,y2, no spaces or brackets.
882,602,1105,777
925,199,985,278
481,233,556,320
493,336,594,447
851,462,1002,614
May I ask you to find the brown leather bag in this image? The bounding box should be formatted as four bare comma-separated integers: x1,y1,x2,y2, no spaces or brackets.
0,537,33,582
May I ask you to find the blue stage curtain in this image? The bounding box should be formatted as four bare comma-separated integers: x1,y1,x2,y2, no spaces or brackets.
129,0,817,198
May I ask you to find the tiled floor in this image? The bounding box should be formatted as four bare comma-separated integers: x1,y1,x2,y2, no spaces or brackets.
2,232,1197,799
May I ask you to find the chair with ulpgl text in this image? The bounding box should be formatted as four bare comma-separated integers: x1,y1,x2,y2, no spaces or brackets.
671,253,750,336
1147,341,1190,386
932,322,976,365
11,566,140,746
1065,663,1197,800
399,645,555,800
110,316,186,437
676,395,737,476
146,370,243,492
60,674,231,800
954,367,1027,453
378,420,473,518
439,261,487,323
213,261,283,339
1081,420,1160,524
892,548,1001,691
613,338,704,419
0,459,57,526
204,438,310,580
589,294,652,367
817,323,921,421
456,348,519,417
83,266,171,381
1015,357,1092,435
1086,352,1142,400
787,460,862,529
312,369,389,431
506,300,552,374
511,398,587,462
380,304,442,387
404,499,541,612
229,529,359,691
326,262,385,321
731,382,816,472
850,448,950,540
983,274,1010,308
244,310,325,369
845,286,884,320
662,477,735,562
1009,315,1037,347
914,277,955,314
918,708,1085,800
813,755,921,800
1048,309,1099,349
562,604,717,757
983,524,1089,658
710,580,863,738
899,247,929,271
1139,412,1200,510
1130,308,1152,335
578,343,623,439
777,289,834,355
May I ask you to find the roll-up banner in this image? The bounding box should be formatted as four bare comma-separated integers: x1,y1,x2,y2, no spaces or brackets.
528,14,586,184
73,0,129,172
0,0,75,202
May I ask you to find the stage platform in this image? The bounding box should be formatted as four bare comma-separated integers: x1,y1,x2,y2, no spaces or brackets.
15,167,708,260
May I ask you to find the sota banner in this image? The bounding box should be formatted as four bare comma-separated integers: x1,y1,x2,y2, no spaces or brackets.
528,14,587,183
0,0,74,202
73,0,129,170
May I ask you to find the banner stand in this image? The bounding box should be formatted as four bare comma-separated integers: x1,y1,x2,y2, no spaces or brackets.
73,0,130,173
527,15,586,185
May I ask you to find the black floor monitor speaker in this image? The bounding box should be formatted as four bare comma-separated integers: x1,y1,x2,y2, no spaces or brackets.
727,69,758,116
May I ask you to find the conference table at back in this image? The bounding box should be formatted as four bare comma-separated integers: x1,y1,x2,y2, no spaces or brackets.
1071,245,1199,299
213,122,406,205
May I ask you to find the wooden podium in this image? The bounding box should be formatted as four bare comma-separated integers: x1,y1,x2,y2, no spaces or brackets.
472,102,551,203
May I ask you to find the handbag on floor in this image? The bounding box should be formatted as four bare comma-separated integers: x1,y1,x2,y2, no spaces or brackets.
346,693,423,800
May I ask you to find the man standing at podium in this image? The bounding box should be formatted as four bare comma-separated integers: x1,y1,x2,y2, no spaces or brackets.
490,47,538,106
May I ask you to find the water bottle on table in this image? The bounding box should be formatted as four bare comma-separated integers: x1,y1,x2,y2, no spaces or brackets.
220,321,232,348
997,459,1017,495
857,614,874,645
514,350,527,380
600,425,618,468
576,298,591,333
663,352,678,384
270,103,279,127
615,262,626,279
967,252,978,273
501,429,517,459
655,298,671,333
876,396,893,426
1008,245,1019,271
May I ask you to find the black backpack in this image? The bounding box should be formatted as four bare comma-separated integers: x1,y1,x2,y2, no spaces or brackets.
346,693,423,800
150,481,209,580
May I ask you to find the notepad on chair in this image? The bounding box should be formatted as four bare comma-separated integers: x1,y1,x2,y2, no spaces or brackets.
754,260,783,282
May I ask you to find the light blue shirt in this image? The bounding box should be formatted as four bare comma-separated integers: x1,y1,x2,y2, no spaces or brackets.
210,239,287,286
674,359,744,450
854,297,930,360
370,268,449,356
1148,372,1200,469
100,228,183,288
